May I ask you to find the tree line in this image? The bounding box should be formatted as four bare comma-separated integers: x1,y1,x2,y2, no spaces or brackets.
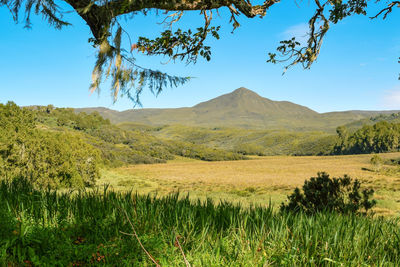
334,121,400,154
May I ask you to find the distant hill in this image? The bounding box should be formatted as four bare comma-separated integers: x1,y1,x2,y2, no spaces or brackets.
118,123,337,156
342,112,400,131
76,87,400,132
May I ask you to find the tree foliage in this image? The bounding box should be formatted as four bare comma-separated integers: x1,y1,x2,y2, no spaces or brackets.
1,0,398,104
334,121,400,154
280,172,376,214
0,102,101,188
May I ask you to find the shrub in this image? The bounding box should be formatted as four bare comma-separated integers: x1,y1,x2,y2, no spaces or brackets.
370,154,383,171
384,157,400,166
0,130,101,188
233,143,265,156
0,103,101,188
280,172,376,214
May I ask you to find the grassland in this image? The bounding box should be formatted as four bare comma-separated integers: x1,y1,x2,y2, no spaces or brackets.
2,178,400,265
99,153,400,216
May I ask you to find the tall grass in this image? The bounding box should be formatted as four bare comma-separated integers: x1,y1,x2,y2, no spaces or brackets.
1,178,399,266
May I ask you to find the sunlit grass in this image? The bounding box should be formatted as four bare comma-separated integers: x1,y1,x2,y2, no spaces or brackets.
98,153,400,216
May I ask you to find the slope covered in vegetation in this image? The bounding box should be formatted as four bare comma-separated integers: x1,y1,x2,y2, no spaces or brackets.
4,101,400,188
119,123,338,156
343,112,400,131
0,102,245,187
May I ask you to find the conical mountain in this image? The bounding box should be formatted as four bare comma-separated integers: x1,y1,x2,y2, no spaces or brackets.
75,87,398,131
194,87,317,117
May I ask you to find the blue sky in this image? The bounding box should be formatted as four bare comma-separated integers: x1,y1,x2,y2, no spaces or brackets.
0,1,399,113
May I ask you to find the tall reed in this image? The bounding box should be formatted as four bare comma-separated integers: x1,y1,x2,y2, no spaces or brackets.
0,178,399,265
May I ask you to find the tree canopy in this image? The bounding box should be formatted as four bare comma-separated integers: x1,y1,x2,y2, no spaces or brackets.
1,0,398,104
334,121,400,154
0,102,101,188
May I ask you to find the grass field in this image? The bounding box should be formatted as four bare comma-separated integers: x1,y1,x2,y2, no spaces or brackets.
2,178,400,265
99,153,400,216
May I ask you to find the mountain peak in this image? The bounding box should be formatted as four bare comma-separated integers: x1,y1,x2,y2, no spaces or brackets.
233,87,251,92
191,86,318,122
75,87,400,131
77,87,323,129
231,87,260,96
193,87,267,110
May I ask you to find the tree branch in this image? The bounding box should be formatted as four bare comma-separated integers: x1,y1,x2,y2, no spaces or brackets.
106,0,278,19
268,0,329,71
370,1,400,20
64,0,111,41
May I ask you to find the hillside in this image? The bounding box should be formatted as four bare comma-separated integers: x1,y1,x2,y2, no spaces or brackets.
76,87,399,132
119,123,337,156
0,103,247,188
342,112,400,131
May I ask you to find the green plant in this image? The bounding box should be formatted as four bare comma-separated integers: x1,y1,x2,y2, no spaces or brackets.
1,177,399,265
280,172,376,214
0,103,101,188
370,155,383,171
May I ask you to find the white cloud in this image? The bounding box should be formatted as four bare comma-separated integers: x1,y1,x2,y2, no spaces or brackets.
382,85,400,109
281,23,309,45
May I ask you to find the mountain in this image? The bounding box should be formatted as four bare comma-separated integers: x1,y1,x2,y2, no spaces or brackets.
193,87,318,118
75,87,400,132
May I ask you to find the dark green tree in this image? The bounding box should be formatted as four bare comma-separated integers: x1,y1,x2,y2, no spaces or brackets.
334,125,349,154
281,172,376,214
1,0,398,104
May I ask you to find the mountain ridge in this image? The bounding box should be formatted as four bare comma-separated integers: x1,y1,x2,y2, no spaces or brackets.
75,87,400,132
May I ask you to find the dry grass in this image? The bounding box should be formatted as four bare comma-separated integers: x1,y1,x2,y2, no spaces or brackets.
98,154,400,216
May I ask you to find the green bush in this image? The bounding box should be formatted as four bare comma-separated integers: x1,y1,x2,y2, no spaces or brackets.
0,130,101,188
280,172,376,214
233,143,265,156
370,155,383,171
0,103,101,188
